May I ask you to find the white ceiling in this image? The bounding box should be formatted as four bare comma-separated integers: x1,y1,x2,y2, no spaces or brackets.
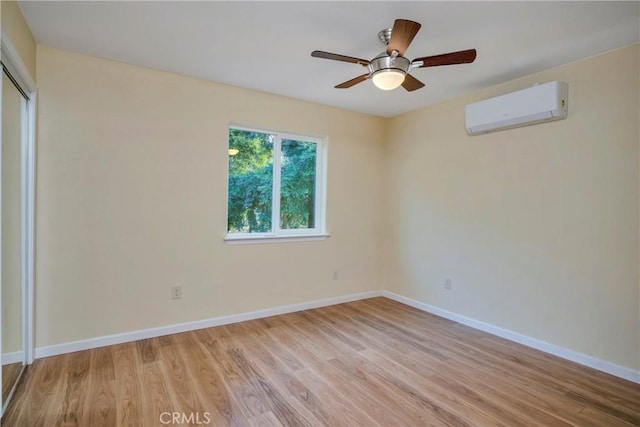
19,1,640,117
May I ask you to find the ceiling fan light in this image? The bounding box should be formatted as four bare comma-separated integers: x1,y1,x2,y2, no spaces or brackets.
372,69,405,90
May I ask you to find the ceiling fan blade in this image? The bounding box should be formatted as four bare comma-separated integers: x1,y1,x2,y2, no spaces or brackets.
401,74,425,92
413,49,477,68
335,74,369,89
311,50,370,66
386,19,421,56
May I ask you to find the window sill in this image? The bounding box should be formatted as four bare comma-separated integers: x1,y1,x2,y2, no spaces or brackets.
224,234,330,245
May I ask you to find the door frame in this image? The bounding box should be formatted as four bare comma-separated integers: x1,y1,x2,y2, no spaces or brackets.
1,31,36,380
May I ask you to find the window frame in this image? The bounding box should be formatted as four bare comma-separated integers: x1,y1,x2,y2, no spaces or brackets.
225,125,327,244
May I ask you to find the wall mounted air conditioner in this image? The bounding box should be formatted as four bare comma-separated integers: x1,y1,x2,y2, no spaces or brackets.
465,81,568,135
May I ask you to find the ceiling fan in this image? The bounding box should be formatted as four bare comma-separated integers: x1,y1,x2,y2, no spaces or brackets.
311,19,477,92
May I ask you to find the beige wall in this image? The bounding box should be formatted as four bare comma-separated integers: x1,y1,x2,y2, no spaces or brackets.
35,46,386,348
385,45,640,370
0,0,36,81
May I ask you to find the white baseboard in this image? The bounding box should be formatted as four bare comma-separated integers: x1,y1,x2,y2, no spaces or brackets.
382,291,640,384
35,290,383,359
2,351,23,365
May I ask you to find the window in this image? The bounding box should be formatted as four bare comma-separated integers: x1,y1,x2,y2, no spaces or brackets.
226,126,325,242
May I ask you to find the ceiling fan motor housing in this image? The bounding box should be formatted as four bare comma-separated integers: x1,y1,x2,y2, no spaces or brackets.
369,53,410,77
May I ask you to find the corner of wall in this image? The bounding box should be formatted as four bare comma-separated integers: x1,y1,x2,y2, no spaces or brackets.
377,115,395,292
0,0,37,83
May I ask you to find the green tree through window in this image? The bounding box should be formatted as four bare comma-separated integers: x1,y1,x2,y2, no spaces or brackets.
280,139,316,229
227,129,273,233
227,127,321,236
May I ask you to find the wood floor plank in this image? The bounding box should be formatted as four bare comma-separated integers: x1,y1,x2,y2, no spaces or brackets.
2,362,23,401
247,410,283,427
177,332,233,426
55,349,91,426
135,338,158,364
296,310,477,426
113,343,144,426
156,333,211,423
225,345,311,426
294,368,379,426
84,347,117,426
138,360,173,425
3,297,639,426
229,324,327,425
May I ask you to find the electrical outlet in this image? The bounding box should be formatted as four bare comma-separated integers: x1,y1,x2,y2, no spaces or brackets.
332,271,339,280
444,278,452,290
171,286,182,300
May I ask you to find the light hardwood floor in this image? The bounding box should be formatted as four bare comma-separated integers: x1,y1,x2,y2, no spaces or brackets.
3,297,639,426
2,362,23,404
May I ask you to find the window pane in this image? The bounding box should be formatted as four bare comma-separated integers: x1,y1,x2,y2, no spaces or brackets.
227,129,274,233
280,139,316,229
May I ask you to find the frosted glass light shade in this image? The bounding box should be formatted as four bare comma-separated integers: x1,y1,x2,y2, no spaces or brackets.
372,70,405,90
